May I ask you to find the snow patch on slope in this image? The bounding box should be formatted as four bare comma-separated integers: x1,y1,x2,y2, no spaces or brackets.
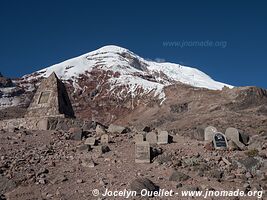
143,61,231,90
109,74,166,99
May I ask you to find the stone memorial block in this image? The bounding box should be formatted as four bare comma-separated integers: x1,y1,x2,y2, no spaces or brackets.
85,137,96,146
135,141,150,163
225,127,245,149
25,72,75,118
204,126,217,142
225,127,240,142
157,131,168,144
37,118,48,130
101,134,109,144
135,134,144,143
146,132,157,144
7,122,16,132
213,132,228,150
96,124,107,135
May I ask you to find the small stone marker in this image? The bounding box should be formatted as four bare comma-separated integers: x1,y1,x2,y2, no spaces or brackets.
213,132,228,150
157,131,168,144
225,127,245,149
204,126,217,142
135,134,144,143
146,132,157,144
37,118,48,130
101,134,109,144
135,141,150,163
96,124,107,135
85,137,96,146
7,122,16,132
225,127,239,142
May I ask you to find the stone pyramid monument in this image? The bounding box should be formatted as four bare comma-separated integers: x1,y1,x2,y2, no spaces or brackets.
26,72,75,118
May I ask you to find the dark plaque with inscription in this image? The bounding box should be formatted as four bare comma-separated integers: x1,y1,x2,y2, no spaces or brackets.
213,133,227,149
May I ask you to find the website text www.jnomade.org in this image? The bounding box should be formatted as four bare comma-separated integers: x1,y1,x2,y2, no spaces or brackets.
162,40,227,48
92,188,264,198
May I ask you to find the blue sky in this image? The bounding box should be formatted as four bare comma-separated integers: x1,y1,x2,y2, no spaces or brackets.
0,0,266,88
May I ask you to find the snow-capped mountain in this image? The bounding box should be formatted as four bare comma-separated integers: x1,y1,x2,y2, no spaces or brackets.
2,45,267,132
1,45,235,123
22,45,233,101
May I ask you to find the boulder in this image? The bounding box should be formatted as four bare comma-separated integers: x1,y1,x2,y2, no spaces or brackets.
108,124,129,134
130,178,158,195
69,127,83,141
100,145,110,154
235,157,262,172
169,171,190,182
154,153,172,165
81,158,96,168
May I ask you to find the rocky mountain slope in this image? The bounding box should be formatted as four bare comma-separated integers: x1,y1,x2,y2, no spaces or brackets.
0,46,267,200
0,73,26,109
0,45,267,136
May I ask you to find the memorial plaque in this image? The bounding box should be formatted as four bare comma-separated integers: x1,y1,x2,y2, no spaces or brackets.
146,132,157,144
204,126,217,142
157,131,168,144
38,91,51,104
135,134,144,143
101,134,109,144
135,141,150,163
213,132,228,150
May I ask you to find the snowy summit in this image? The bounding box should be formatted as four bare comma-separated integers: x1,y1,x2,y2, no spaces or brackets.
23,45,233,100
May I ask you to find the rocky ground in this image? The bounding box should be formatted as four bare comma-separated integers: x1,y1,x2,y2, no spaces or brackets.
0,72,267,199
0,126,266,200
